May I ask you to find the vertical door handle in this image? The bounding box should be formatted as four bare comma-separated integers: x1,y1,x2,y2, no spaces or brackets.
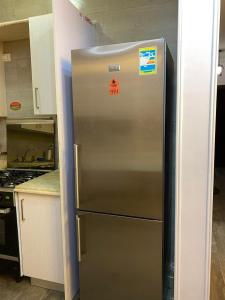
74,144,80,208
21,199,25,221
76,216,81,262
34,87,40,110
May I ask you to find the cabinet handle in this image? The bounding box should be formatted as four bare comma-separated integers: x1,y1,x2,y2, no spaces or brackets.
21,199,25,221
76,216,81,262
74,144,80,208
34,87,40,110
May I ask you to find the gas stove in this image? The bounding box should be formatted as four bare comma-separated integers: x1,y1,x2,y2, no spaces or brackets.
0,170,47,190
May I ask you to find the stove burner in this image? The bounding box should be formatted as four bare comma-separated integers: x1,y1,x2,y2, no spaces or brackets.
0,170,47,189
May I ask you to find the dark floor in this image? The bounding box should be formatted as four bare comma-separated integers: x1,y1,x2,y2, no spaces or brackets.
211,169,225,300
0,260,64,300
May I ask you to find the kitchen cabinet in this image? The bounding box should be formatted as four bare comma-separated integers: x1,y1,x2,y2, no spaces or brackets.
16,192,64,285
29,14,56,115
0,20,35,119
0,15,56,118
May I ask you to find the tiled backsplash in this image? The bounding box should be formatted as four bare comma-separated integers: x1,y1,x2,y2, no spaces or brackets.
4,39,34,118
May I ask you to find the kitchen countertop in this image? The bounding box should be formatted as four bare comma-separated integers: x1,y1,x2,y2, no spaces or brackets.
14,170,60,196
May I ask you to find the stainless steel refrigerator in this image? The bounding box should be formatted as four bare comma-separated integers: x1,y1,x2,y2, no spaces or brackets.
72,38,173,300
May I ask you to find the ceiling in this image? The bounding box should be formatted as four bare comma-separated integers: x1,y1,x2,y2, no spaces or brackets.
220,0,225,49
71,0,224,50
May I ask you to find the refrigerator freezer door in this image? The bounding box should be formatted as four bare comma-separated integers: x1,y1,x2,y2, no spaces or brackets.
77,212,162,300
73,39,165,220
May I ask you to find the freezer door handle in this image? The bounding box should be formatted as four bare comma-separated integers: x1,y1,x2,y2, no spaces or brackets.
76,216,81,262
74,144,80,208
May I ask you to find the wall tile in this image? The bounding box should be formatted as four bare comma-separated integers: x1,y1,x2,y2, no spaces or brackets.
3,39,34,118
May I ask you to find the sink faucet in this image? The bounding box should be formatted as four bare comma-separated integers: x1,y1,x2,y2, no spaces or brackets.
22,149,33,162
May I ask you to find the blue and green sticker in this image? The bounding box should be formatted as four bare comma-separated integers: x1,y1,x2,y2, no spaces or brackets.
139,47,157,75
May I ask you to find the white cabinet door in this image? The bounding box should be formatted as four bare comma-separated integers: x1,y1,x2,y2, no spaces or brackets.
17,193,64,284
29,14,56,115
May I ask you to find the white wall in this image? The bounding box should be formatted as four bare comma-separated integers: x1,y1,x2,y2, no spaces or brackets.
175,0,220,299
53,0,95,299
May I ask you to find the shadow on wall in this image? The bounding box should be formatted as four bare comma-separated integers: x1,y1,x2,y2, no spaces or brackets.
58,57,79,293
72,0,178,62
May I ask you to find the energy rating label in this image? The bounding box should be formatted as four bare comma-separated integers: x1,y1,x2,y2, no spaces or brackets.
139,47,157,75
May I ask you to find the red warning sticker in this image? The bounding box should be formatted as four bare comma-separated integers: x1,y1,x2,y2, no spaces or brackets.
10,101,22,111
109,79,120,96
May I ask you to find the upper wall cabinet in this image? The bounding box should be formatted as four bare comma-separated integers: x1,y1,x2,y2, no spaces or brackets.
0,16,56,118
29,14,56,115
0,21,33,119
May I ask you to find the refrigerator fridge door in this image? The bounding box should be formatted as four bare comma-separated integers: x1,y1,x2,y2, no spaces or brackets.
77,212,163,300
73,39,165,220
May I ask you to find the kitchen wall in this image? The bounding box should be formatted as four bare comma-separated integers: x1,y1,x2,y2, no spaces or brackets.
71,0,178,62
4,39,34,118
0,0,52,23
